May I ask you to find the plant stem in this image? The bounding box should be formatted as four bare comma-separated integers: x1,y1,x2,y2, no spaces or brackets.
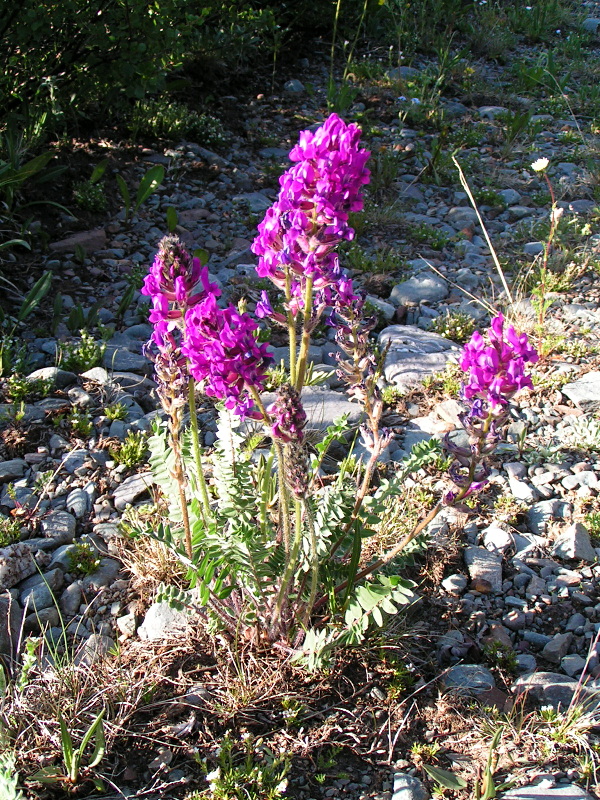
249,386,293,558
272,496,304,630
275,441,291,554
294,276,314,393
329,0,343,98
169,409,193,560
453,156,513,306
285,270,297,384
300,499,318,629
188,377,211,521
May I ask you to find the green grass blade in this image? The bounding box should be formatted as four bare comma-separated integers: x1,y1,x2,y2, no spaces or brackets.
115,174,130,218
89,159,109,184
133,165,164,214
17,271,51,321
58,714,75,777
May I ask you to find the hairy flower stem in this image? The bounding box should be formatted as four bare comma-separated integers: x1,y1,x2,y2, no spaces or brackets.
188,377,211,521
249,387,293,557
285,270,297,384
272,497,304,630
275,440,291,554
315,429,490,613
169,411,193,560
294,276,314,392
300,499,319,629
314,501,442,613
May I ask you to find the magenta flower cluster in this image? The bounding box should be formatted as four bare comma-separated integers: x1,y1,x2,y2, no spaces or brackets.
443,315,538,506
460,314,538,410
182,294,272,418
251,113,370,315
143,235,271,419
141,235,219,342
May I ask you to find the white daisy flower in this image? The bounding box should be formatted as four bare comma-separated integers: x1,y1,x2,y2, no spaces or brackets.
531,157,549,172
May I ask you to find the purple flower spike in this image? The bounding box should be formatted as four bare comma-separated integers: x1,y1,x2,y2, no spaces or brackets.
251,114,370,317
142,235,220,341
182,295,273,419
267,384,307,443
444,314,538,508
460,314,538,409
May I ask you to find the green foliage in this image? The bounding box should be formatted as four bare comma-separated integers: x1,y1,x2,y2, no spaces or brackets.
405,222,450,249
562,415,600,453
343,243,405,274
116,165,164,224
431,311,476,344
59,331,105,372
0,1,208,135
0,271,52,378
483,641,518,676
130,97,228,148
28,709,106,791
4,374,52,402
146,408,441,670
0,516,21,547
584,511,600,542
423,764,467,792
368,148,403,199
421,363,462,397
72,181,107,213
103,402,128,422
202,732,289,800
69,408,93,437
111,430,149,469
65,303,101,334
380,0,474,60
0,753,24,800
474,188,506,208
67,542,101,576
381,385,405,407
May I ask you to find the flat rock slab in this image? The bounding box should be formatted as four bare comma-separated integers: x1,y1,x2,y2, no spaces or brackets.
378,326,460,391
442,664,496,694
113,472,154,510
103,344,153,376
27,367,77,388
232,192,273,213
0,595,22,659
552,522,596,562
389,274,449,306
41,511,77,545
0,543,36,590
0,459,27,483
392,773,430,800
50,228,107,253
513,671,599,711
501,785,597,800
561,371,600,409
464,546,502,592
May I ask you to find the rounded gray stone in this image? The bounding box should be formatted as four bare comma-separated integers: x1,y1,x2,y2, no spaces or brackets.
60,582,83,617
41,511,77,544
389,274,449,306
26,367,77,388
442,664,496,694
392,773,430,800
137,601,191,641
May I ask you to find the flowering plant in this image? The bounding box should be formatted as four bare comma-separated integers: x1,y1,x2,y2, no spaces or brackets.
137,115,537,669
